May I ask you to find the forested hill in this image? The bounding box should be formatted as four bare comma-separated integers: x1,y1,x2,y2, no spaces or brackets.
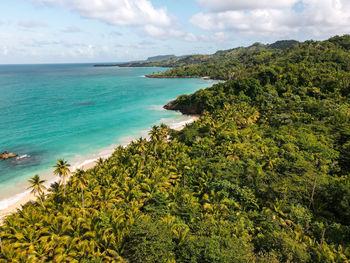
118,40,299,72
1,35,350,262
148,37,349,80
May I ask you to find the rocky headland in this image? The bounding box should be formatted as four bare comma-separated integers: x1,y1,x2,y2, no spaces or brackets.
164,99,198,115
0,151,18,161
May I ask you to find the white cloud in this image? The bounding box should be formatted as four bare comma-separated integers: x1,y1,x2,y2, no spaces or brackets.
32,0,171,27
66,44,95,58
169,29,198,42
110,31,123,37
191,9,297,35
183,33,198,42
141,26,199,42
30,0,207,41
200,32,229,42
196,0,299,11
22,39,60,47
144,25,167,39
191,0,350,38
62,26,81,33
1,46,9,56
18,20,47,28
302,0,350,36
100,45,110,55
61,41,86,48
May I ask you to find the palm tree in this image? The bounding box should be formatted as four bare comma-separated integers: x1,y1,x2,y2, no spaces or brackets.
159,123,168,140
72,169,88,216
135,137,147,154
53,159,71,196
48,181,63,204
96,157,104,166
48,181,61,194
149,125,164,156
27,174,47,208
149,125,160,141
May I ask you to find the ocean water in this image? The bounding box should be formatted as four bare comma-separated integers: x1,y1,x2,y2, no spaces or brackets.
0,64,216,208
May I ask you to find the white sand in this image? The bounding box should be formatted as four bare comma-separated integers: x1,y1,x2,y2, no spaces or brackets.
0,158,97,224
0,115,199,224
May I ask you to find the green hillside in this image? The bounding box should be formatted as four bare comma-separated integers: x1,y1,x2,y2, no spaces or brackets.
146,41,301,80
1,35,350,262
119,40,299,80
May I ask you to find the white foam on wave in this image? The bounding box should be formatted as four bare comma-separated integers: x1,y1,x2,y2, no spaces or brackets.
148,105,164,111
157,115,197,130
0,116,197,212
0,155,108,212
169,118,196,130
16,154,30,160
118,135,138,147
0,189,31,210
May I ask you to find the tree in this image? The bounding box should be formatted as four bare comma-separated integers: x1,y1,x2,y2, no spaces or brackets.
149,125,160,142
53,159,71,196
27,174,47,209
122,216,175,263
48,181,63,204
72,169,88,216
96,157,104,166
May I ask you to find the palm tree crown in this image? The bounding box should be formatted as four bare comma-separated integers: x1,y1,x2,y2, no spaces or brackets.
53,159,71,195
27,174,47,208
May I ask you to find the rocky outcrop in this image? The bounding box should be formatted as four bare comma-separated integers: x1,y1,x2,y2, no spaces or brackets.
0,151,18,161
163,100,199,115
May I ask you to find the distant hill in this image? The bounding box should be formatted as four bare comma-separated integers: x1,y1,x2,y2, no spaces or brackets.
267,40,299,50
118,40,299,77
93,55,177,67
95,40,299,70
146,55,176,62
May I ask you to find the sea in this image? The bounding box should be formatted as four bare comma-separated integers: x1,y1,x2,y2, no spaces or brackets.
0,64,216,210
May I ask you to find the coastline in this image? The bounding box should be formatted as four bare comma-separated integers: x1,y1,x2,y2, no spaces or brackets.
145,75,218,80
0,115,199,224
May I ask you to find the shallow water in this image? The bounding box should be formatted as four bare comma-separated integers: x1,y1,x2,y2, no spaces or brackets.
0,64,216,208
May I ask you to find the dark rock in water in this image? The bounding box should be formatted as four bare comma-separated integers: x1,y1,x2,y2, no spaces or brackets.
0,151,18,160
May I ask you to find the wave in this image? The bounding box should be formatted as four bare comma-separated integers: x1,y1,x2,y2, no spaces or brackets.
148,105,166,111
169,118,194,130
0,189,31,210
169,118,196,130
15,154,31,160
0,115,198,212
157,115,197,130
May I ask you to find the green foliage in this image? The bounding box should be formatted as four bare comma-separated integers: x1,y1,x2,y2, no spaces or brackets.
1,35,350,262
122,216,175,263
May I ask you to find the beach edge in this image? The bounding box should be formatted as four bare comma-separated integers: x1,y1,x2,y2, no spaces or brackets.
0,115,199,224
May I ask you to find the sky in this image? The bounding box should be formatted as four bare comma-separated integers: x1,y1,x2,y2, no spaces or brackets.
0,0,350,64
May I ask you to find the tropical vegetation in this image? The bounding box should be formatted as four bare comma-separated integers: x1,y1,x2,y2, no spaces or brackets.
1,35,350,262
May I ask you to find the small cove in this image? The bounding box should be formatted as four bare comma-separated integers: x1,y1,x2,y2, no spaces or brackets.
0,64,217,209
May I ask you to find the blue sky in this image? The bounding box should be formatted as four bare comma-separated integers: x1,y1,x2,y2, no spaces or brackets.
1,0,350,64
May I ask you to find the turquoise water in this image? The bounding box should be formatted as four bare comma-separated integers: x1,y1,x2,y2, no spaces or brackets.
0,64,215,207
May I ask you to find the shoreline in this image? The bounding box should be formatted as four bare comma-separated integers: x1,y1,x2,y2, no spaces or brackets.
0,115,199,224
145,74,221,80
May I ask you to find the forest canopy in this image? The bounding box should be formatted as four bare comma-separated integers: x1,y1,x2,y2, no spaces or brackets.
1,35,350,262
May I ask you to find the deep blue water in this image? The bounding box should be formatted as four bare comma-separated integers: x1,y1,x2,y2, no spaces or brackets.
0,64,216,206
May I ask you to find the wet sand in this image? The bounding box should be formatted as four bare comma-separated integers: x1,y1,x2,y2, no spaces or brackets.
0,115,199,224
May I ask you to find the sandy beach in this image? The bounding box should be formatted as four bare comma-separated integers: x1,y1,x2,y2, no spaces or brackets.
0,115,199,224
0,156,97,224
